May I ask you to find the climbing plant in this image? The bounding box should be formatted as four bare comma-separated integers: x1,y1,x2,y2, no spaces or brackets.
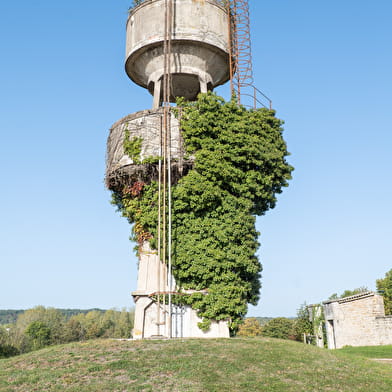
111,92,293,333
376,269,392,315
123,130,143,164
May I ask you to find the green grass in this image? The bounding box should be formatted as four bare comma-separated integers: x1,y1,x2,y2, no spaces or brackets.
338,345,392,359
0,338,391,391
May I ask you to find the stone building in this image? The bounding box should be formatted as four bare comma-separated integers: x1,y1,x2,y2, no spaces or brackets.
323,292,392,349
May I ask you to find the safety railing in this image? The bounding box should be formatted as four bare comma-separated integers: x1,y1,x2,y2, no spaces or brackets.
129,0,229,11
237,85,273,110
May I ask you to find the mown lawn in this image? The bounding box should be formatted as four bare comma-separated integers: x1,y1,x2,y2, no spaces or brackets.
338,345,392,359
0,338,391,392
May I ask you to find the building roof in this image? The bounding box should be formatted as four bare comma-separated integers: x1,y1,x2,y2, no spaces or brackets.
323,291,376,305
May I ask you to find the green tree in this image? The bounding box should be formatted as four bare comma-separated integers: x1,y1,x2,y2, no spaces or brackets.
4,325,30,354
25,321,51,350
113,308,134,338
0,343,19,358
293,303,312,342
328,286,369,300
63,317,84,342
0,327,19,358
237,318,263,337
63,309,134,341
16,306,66,346
82,310,105,339
100,310,116,338
376,269,392,315
261,317,295,340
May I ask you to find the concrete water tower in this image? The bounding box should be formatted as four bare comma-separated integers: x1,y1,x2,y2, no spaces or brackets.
106,0,233,339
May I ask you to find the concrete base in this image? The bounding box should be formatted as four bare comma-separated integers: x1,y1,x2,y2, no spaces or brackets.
132,295,230,339
132,242,230,339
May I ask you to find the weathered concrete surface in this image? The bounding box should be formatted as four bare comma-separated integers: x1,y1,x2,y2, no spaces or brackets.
126,0,230,101
106,108,192,192
323,292,392,349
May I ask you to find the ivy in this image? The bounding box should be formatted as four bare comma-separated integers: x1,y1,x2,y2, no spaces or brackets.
123,129,143,164
111,93,293,334
111,181,159,251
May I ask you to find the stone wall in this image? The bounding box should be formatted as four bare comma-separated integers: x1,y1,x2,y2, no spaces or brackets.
375,316,392,345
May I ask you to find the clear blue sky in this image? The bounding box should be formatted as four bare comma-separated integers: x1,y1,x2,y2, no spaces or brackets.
0,0,391,317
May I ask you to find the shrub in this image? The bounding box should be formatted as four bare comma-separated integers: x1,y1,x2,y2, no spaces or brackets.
262,317,296,340
237,318,263,337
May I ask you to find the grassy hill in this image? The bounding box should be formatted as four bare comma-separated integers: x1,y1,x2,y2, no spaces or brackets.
0,338,391,392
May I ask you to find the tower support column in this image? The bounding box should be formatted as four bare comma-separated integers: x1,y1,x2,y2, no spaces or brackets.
152,78,162,109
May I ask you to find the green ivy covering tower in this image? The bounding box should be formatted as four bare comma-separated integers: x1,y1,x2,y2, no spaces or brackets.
111,93,293,332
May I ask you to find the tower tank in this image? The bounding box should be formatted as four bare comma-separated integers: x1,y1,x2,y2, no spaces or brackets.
125,0,230,106
106,109,191,192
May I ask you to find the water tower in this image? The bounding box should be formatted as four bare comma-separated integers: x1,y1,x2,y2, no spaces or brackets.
106,0,262,339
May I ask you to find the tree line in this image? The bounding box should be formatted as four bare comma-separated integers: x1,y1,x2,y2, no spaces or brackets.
237,306,311,341
0,306,134,358
0,308,106,325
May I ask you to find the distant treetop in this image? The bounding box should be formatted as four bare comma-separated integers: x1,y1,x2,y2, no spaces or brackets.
328,287,369,300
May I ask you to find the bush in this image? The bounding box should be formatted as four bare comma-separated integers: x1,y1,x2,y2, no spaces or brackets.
377,269,392,315
237,318,263,337
261,317,296,340
25,321,51,350
0,343,19,358
292,303,313,342
0,327,19,358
